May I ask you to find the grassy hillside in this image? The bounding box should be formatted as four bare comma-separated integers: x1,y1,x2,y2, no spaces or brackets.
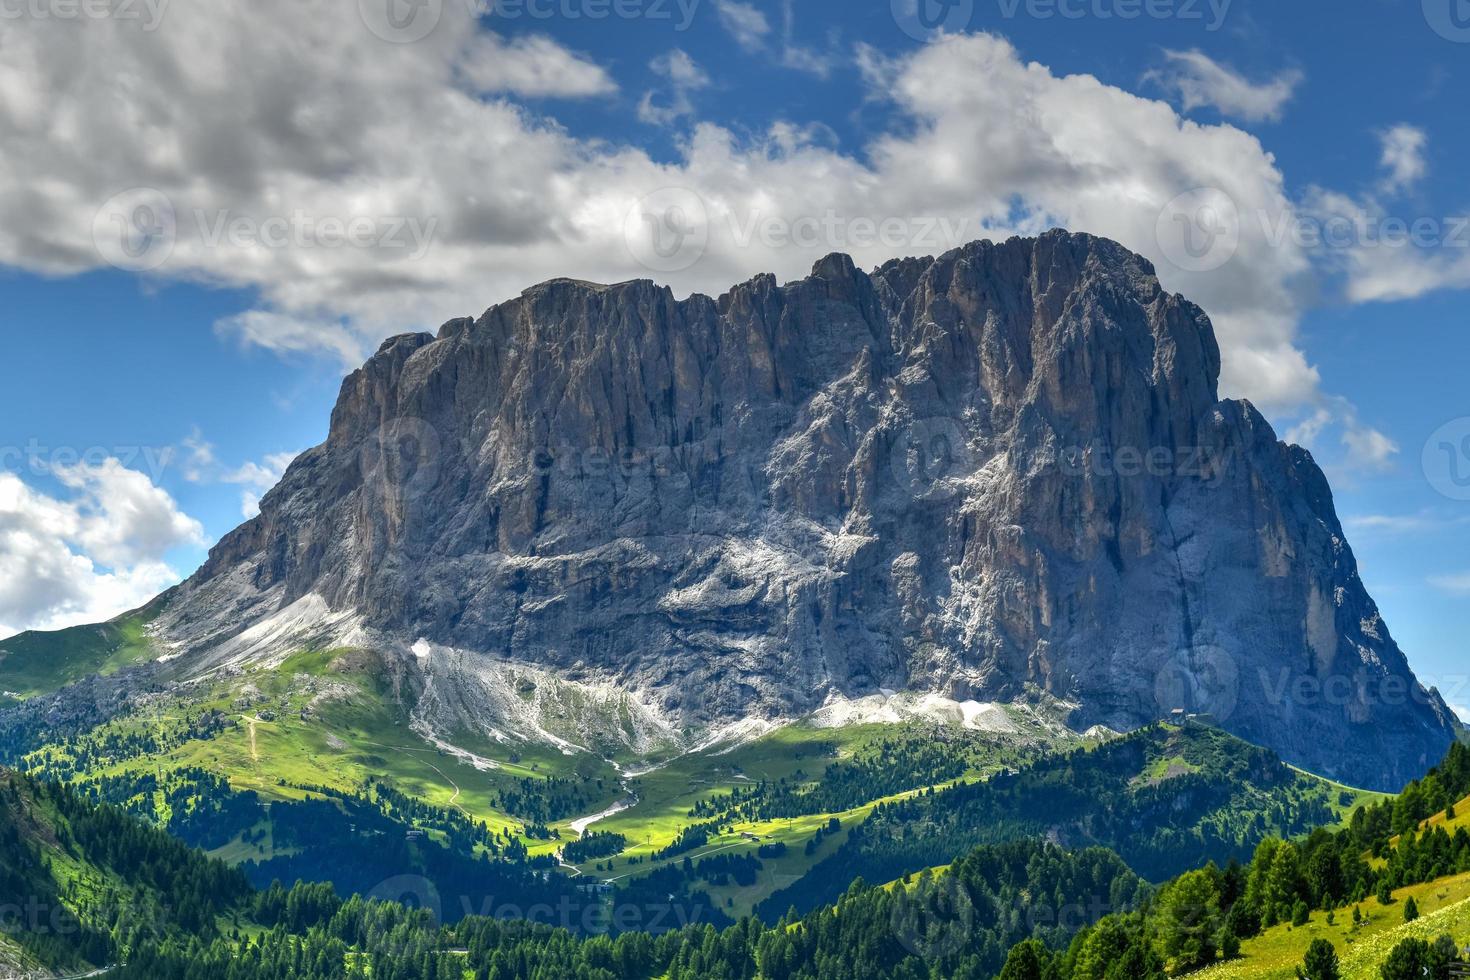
1,747,1450,980
2,639,1096,920
0,773,1148,980
1391,792,1470,846
571,713,1073,915
0,625,1414,966
0,609,160,698
1193,775,1470,975
1194,871,1470,978
13,647,621,834
1,732,1462,979
757,723,1381,917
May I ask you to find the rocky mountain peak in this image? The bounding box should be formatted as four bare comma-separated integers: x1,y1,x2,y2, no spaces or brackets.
156,229,1457,790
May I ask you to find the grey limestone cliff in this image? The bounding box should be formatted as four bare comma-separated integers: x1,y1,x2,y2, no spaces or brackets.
153,230,1458,790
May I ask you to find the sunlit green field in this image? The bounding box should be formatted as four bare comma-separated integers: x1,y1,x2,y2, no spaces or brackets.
1193,872,1470,979
0,611,162,698
23,647,623,851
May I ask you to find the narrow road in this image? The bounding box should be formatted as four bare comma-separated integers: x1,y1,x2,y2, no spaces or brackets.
555,850,584,878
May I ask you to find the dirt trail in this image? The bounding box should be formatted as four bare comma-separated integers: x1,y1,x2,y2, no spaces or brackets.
355,735,470,818
240,714,261,762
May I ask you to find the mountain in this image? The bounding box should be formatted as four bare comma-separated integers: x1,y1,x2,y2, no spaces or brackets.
43,230,1457,790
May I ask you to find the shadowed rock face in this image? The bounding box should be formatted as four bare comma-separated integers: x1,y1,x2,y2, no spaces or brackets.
159,230,1457,790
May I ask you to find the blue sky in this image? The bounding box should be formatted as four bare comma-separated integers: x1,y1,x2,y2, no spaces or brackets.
0,0,1466,714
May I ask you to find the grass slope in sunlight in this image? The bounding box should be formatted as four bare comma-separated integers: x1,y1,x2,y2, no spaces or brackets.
19,647,624,853
0,610,160,698
1194,871,1470,979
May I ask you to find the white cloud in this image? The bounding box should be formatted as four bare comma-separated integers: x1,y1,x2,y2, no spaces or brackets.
0,463,205,639
223,451,299,518
1285,397,1397,477
0,9,1369,426
1344,248,1470,304
1428,572,1470,596
715,0,837,77
222,451,299,492
777,0,840,78
1340,421,1399,471
1294,131,1470,306
170,423,301,517
1451,704,1469,724
1148,50,1302,123
1378,124,1427,193
715,0,772,51
53,460,207,568
181,426,216,482
215,311,369,370
457,33,616,99
638,49,711,126
1343,512,1469,536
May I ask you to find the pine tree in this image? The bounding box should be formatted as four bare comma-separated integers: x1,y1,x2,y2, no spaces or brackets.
1296,938,1340,980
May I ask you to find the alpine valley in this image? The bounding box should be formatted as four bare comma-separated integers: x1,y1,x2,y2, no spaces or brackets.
2,232,1466,979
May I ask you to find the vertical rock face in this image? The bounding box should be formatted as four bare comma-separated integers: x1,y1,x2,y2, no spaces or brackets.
158,230,1457,790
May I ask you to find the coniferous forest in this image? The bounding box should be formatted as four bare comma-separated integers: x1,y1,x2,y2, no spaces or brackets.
4,737,1469,979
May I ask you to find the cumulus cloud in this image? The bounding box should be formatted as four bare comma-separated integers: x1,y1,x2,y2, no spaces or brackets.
1147,50,1302,123
0,7,1383,441
0,462,205,639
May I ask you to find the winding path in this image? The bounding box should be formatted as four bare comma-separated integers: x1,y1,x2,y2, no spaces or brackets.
353,735,470,818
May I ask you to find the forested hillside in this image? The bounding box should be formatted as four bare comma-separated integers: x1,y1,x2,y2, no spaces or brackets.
6,741,1463,979
757,724,1371,918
